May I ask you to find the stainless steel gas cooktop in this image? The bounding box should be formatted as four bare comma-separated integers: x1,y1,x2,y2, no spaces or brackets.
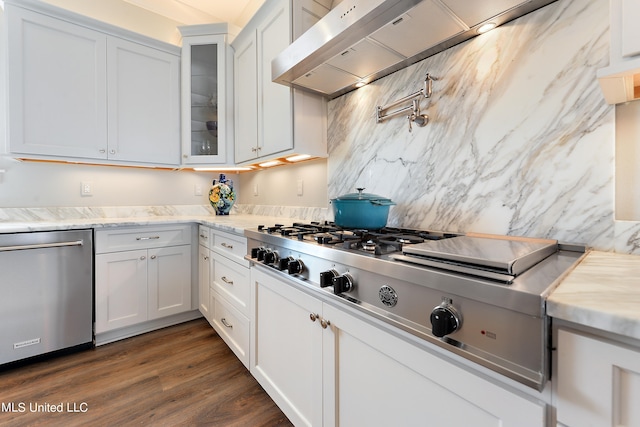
245,221,587,390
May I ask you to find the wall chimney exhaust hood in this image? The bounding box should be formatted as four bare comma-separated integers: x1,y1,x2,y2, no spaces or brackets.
272,0,557,98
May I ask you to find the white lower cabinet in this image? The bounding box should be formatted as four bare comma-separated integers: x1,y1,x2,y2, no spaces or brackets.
206,229,251,368
198,226,213,323
251,267,545,427
556,328,640,427
95,225,192,336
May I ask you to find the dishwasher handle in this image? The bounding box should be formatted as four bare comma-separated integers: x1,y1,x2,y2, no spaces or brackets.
0,240,84,252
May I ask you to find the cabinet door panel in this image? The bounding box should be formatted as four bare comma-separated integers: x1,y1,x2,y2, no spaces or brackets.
198,245,212,323
147,245,192,320
234,35,259,163
107,37,179,165
557,329,640,427
251,267,323,427
95,250,147,333
7,6,108,159
323,304,545,427
257,0,293,157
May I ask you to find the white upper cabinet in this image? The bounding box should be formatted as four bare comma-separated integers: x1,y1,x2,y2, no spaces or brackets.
232,0,328,165
7,6,109,160
107,37,180,165
5,1,181,166
179,25,236,166
597,0,640,104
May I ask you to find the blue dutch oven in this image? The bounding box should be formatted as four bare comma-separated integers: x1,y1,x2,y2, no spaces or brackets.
331,188,396,229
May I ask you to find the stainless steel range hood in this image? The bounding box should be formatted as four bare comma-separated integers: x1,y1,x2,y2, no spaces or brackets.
272,0,557,98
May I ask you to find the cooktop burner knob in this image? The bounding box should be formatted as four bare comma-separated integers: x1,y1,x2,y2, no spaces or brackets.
332,273,354,294
279,256,294,271
264,250,279,265
256,248,267,262
320,269,339,288
251,247,261,258
430,297,461,338
288,259,304,275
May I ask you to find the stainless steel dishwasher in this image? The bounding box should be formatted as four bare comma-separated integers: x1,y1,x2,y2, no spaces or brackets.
0,229,93,366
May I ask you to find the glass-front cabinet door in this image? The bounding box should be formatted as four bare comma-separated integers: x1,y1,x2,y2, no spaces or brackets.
180,25,234,165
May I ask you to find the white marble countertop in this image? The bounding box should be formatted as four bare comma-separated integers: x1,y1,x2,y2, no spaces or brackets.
3,208,639,342
0,212,288,235
547,251,640,341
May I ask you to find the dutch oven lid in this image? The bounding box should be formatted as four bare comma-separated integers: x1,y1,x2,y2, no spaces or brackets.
333,188,395,204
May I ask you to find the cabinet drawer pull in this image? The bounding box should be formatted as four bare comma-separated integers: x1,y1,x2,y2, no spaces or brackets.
221,318,233,328
199,233,208,239
136,236,160,241
221,242,233,250
221,276,234,285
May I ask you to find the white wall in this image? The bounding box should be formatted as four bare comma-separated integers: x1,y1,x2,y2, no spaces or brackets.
237,158,328,207
0,157,224,207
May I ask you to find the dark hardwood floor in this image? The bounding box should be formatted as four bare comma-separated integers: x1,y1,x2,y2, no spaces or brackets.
0,319,293,427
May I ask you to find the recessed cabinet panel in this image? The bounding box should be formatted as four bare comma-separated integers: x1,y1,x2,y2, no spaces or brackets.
7,7,108,159
107,38,180,165
621,0,640,58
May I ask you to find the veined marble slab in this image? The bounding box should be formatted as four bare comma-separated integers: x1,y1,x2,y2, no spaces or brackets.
547,251,640,340
327,0,616,251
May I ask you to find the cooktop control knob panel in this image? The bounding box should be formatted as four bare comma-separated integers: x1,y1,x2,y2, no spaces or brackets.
279,256,294,271
264,249,279,265
430,297,461,338
320,269,339,288
287,258,304,275
332,273,354,295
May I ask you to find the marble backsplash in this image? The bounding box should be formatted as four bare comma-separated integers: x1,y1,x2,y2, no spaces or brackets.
326,0,634,252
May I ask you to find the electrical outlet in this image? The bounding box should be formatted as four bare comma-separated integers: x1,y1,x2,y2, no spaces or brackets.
81,181,93,197
253,184,259,196
194,184,203,196
297,179,303,196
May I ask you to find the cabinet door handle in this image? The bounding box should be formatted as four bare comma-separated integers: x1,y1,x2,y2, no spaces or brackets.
199,233,208,239
221,276,234,285
140,256,146,260
320,319,331,329
150,255,157,260
221,242,233,250
136,236,160,241
99,149,106,154
109,149,116,154
309,313,319,322
203,255,209,261
221,318,233,328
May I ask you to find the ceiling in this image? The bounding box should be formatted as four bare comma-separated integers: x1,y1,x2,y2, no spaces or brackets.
122,0,267,28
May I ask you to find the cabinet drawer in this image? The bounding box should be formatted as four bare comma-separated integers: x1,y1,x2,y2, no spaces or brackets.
211,290,250,368
198,225,211,248
95,225,192,253
212,229,248,265
212,252,250,316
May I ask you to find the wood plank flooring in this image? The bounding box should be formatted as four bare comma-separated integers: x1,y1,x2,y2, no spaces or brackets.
0,319,293,427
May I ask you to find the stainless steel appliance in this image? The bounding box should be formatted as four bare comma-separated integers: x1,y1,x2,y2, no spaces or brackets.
272,0,558,98
245,222,586,390
0,229,93,366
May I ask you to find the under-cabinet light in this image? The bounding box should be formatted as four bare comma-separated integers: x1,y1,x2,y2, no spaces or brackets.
477,22,497,34
258,160,282,168
193,167,253,172
285,154,311,162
